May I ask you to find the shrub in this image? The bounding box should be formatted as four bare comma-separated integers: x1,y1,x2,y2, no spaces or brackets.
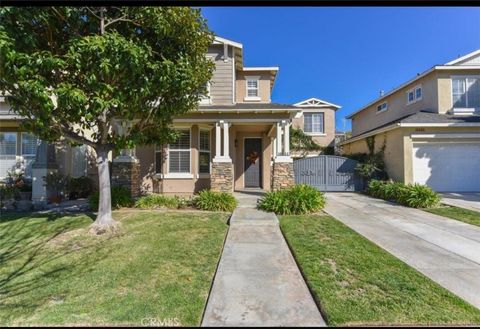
89,186,134,211
193,190,237,212
258,184,325,215
67,176,95,199
397,183,440,208
135,194,187,209
366,179,440,208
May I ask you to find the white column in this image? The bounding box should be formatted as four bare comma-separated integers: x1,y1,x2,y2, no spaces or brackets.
284,121,290,156
215,122,221,158
276,121,283,156
272,137,277,158
223,121,229,158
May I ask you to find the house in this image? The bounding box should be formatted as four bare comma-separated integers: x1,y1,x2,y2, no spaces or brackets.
0,36,340,199
339,49,480,192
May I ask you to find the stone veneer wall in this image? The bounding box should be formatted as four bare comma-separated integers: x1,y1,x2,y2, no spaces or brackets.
211,162,234,193
271,162,295,191
111,161,141,197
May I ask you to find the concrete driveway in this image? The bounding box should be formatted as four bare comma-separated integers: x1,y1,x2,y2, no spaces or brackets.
324,192,480,309
440,193,480,212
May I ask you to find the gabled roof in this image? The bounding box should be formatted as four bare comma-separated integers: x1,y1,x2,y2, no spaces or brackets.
347,49,480,119
213,36,243,49
294,97,341,109
445,49,480,65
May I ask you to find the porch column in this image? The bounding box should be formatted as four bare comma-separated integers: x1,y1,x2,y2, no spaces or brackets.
272,120,294,191
283,120,290,156
211,120,233,193
215,122,221,158
112,147,140,197
223,120,230,158
276,121,283,156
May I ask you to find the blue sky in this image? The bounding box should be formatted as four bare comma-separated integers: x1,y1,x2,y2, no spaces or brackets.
200,7,480,131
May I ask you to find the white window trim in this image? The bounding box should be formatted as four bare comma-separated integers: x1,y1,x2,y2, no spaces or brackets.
376,102,388,114
198,128,211,175
167,127,191,175
21,132,37,156
245,76,260,101
406,84,422,105
451,75,480,111
304,112,325,134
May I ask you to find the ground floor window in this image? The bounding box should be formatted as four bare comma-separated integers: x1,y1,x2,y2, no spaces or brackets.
21,132,39,177
168,129,190,173
0,132,17,179
155,145,163,174
71,145,88,177
199,129,211,174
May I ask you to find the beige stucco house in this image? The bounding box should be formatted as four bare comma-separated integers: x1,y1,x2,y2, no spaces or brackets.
0,36,340,198
339,49,480,192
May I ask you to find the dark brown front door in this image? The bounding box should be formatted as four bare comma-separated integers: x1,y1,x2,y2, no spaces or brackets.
244,138,262,188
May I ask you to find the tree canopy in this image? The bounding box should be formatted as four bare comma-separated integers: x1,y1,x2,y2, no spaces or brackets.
0,7,215,229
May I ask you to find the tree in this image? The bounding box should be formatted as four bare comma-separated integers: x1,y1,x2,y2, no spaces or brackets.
0,7,215,231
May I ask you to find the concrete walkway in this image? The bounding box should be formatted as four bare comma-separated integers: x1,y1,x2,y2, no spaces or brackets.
202,192,325,327
324,192,480,309
440,193,480,212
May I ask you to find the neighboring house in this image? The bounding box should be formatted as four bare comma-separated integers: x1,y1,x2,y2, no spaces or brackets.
339,49,480,192
0,36,340,197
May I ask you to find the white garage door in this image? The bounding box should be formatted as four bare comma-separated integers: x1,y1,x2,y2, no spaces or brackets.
412,142,480,192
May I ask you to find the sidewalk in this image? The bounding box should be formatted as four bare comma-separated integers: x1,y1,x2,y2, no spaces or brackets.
201,192,325,326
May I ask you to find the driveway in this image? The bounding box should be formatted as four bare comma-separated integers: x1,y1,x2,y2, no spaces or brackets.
324,192,480,309
440,193,480,212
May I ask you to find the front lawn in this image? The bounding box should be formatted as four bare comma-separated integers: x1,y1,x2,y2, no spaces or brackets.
424,205,480,227
280,214,480,326
0,210,229,326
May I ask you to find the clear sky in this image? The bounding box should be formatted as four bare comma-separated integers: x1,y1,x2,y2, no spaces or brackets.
200,7,480,131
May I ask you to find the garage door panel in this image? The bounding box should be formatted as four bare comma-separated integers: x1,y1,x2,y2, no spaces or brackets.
412,142,480,192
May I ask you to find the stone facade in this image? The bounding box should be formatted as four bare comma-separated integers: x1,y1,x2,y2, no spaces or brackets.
112,160,141,197
211,162,234,193
271,161,295,191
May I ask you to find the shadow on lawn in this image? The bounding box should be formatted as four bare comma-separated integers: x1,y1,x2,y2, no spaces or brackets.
0,212,113,319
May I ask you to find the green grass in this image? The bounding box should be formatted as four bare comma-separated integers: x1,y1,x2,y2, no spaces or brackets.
425,205,480,227
0,210,229,326
280,213,480,326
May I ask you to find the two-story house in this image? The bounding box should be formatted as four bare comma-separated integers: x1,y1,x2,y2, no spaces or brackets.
340,49,480,192
0,36,340,199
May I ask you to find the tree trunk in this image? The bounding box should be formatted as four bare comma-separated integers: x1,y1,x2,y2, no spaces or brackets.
91,147,117,232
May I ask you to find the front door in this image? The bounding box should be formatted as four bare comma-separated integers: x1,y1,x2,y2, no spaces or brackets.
244,138,262,188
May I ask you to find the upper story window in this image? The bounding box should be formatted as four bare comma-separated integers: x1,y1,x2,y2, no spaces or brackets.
452,76,480,109
376,102,388,113
199,82,211,105
407,85,422,105
245,76,260,100
168,129,190,173
304,112,325,134
199,129,211,174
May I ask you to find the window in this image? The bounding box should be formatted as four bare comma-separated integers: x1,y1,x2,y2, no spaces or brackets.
407,85,422,105
199,82,211,105
21,133,39,177
155,145,163,174
0,132,17,179
199,129,211,174
72,145,88,177
452,76,480,109
168,129,190,173
246,77,259,98
304,113,325,134
376,102,388,113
